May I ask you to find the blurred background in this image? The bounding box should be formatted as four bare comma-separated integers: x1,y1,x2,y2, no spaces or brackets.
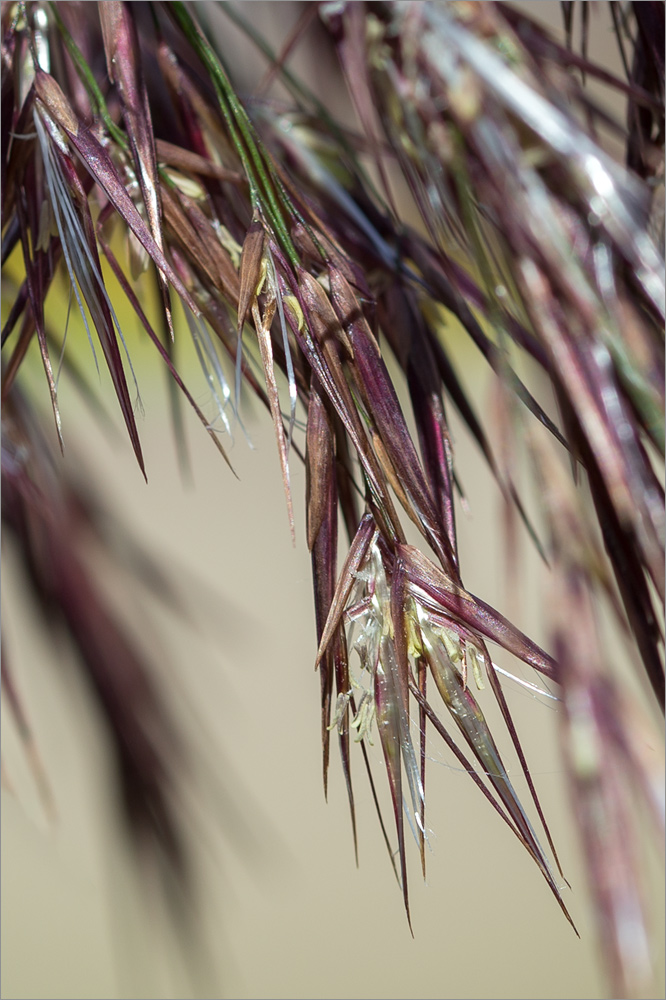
2,3,664,998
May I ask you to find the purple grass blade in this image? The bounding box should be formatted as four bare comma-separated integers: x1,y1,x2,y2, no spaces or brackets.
377,285,459,574
295,266,404,543
237,217,265,335
400,544,558,681
1,280,29,346
335,2,399,218
333,415,362,545
306,380,337,796
306,379,336,552
329,265,455,572
98,1,174,338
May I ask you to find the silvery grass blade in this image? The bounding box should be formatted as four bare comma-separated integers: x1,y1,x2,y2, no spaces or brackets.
400,544,558,682
98,1,174,339
155,228,283,452
374,635,412,932
329,265,455,572
419,621,576,932
96,212,234,473
32,108,146,472
33,69,199,315
44,322,118,438
387,558,425,836
14,185,62,449
415,656,428,878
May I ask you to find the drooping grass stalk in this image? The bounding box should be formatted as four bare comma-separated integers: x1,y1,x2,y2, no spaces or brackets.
2,3,663,998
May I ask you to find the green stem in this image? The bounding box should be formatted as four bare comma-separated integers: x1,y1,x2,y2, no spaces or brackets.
170,2,300,268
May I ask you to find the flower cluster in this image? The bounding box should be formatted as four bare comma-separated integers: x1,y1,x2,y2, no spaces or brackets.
2,3,663,994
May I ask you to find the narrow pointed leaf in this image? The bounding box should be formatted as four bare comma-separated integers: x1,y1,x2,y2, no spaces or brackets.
238,218,265,334
375,638,412,932
308,380,338,796
251,299,295,541
400,544,558,680
315,512,376,669
422,628,575,930
98,2,174,337
98,225,234,473
330,265,454,571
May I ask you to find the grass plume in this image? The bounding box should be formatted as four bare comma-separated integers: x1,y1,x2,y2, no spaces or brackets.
2,3,663,996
